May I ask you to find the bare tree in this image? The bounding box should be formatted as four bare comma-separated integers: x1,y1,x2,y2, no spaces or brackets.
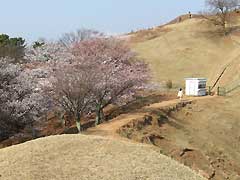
204,0,240,35
59,29,104,47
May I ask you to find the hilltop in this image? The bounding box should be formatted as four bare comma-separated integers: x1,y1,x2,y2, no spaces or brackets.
130,15,240,88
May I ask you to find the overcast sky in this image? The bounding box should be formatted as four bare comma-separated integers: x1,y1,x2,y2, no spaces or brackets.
0,0,205,43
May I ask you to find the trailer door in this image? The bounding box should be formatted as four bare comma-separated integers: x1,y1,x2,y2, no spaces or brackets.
189,81,195,96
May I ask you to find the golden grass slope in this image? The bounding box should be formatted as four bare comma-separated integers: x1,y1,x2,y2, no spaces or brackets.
132,18,240,87
0,135,205,180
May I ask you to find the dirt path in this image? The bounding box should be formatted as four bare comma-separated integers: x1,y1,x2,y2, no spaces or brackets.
85,96,215,139
84,113,146,139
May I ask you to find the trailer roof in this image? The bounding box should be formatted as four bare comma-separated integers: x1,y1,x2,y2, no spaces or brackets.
185,78,207,81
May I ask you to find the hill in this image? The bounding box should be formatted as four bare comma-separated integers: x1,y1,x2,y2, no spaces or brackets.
1,14,240,180
0,135,205,180
84,94,240,179
131,17,240,88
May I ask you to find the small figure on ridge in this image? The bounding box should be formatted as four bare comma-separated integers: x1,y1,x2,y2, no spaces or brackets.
188,11,192,19
178,88,183,100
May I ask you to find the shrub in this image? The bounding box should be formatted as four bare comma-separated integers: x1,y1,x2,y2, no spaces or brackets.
166,80,173,89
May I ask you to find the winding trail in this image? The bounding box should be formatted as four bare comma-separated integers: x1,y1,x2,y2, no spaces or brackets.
84,96,215,139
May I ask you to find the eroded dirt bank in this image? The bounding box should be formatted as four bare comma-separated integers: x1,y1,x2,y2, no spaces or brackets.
118,97,240,180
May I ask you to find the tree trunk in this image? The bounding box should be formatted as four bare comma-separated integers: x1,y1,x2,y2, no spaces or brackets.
56,111,65,127
76,115,81,133
95,104,106,126
221,13,228,36
100,108,105,121
222,23,227,35
95,105,101,126
60,113,65,127
76,120,81,133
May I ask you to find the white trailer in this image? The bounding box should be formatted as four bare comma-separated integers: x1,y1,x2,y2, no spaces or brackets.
185,78,207,96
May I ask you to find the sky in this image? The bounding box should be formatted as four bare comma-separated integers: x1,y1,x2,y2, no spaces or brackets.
0,0,205,43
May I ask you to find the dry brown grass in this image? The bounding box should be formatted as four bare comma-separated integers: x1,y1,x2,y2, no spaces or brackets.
0,134,205,180
131,18,240,88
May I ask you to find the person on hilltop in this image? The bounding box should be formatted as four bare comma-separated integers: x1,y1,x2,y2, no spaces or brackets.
177,88,183,100
188,11,192,19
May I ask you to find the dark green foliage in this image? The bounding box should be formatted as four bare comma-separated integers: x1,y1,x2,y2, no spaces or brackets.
0,34,10,46
33,41,45,49
0,34,26,61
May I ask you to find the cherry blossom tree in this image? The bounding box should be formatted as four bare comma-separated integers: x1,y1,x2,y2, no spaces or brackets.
50,61,95,132
0,57,49,140
25,42,94,132
24,38,149,131
25,42,74,63
73,38,149,125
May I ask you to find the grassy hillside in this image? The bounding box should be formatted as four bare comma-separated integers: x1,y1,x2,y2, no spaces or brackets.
0,135,205,180
131,18,240,88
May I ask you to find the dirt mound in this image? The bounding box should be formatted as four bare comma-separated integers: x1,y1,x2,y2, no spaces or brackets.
0,134,205,180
